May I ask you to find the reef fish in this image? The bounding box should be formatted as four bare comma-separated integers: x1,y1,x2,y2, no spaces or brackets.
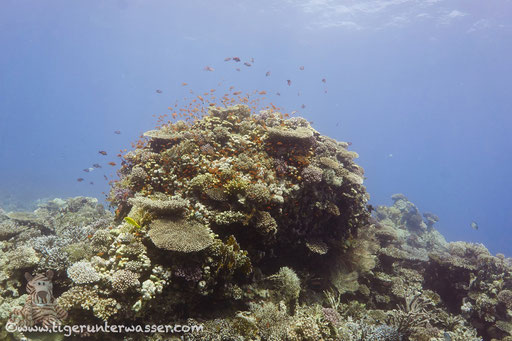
287,80,291,86
265,71,271,77
93,163,102,168
155,89,163,94
99,151,107,155
299,66,304,70
232,57,241,62
471,221,479,230
114,130,121,134
204,66,215,72
76,178,84,182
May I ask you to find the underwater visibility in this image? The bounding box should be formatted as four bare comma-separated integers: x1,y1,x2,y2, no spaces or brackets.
1,1,512,341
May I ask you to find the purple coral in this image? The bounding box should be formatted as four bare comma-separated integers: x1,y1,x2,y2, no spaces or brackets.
322,307,341,325
113,187,134,203
174,267,202,282
301,165,323,184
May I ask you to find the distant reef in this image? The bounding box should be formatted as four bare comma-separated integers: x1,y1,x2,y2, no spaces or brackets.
1,105,511,341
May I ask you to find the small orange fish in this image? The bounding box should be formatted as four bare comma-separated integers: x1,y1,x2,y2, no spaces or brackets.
233,57,241,62
108,162,116,166
233,91,242,95
99,150,107,155
182,82,188,86
258,91,267,95
204,66,215,72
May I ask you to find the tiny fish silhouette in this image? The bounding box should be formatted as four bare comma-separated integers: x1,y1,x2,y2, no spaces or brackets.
244,62,251,67
99,151,107,155
299,66,304,70
204,66,215,72
114,130,121,134
287,80,291,86
322,78,326,83
93,163,102,168
224,57,231,61
156,89,162,93
471,221,479,230
265,71,271,77
77,178,84,182
233,57,241,62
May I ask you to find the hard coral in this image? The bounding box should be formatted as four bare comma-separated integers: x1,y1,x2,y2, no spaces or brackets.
148,218,213,252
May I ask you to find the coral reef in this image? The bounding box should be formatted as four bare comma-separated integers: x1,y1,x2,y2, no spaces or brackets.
1,103,511,340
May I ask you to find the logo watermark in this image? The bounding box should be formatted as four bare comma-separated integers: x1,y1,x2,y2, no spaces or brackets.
6,322,204,337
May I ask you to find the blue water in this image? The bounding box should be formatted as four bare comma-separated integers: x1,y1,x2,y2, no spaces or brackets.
1,1,511,255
